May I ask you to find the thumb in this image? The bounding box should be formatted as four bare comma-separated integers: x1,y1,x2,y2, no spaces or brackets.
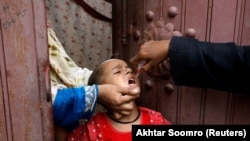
117,86,140,98
130,54,146,69
116,86,131,95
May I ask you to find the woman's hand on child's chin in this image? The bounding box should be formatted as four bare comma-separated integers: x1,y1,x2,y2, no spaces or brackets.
129,87,141,96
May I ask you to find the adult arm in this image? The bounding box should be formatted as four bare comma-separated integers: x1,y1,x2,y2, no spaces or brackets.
169,36,250,93
131,36,250,93
53,85,98,131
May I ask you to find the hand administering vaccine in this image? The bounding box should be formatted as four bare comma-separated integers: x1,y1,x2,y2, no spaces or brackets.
135,61,146,77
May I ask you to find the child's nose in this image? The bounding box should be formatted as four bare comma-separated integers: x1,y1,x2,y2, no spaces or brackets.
126,68,133,74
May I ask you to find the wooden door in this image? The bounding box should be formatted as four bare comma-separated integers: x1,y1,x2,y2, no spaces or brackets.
0,0,54,140
113,0,250,125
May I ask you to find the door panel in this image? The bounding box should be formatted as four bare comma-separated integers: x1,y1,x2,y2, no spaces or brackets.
241,0,250,45
0,0,54,140
113,0,250,125
0,24,8,141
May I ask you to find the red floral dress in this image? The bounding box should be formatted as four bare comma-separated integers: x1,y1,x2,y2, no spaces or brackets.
67,107,171,141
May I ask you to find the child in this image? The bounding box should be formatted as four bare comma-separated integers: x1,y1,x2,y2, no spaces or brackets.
67,58,171,141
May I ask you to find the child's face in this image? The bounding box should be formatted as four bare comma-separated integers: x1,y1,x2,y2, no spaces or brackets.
99,59,141,95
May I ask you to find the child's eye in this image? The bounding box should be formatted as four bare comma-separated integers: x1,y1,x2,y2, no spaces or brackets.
114,71,121,74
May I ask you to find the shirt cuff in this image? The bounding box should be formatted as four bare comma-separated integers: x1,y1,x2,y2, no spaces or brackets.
84,85,99,119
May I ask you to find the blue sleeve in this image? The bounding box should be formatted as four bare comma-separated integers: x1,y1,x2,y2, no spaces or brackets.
53,85,98,131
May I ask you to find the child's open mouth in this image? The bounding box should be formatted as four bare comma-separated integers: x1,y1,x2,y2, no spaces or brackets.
127,76,138,88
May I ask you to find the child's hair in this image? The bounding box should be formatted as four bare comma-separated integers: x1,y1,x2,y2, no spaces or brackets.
88,58,127,85
88,55,123,85
88,68,101,85
88,60,106,85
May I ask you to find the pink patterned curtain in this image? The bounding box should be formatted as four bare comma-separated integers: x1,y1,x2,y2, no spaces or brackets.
45,0,112,70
